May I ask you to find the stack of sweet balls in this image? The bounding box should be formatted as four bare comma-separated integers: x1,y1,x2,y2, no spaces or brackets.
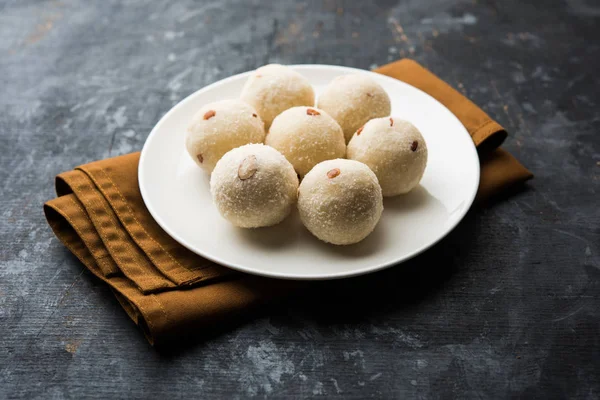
185,64,428,245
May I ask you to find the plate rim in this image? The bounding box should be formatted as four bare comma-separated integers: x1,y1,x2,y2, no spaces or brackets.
139,64,480,280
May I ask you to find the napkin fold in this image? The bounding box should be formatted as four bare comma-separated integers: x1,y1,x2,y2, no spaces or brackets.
44,59,532,345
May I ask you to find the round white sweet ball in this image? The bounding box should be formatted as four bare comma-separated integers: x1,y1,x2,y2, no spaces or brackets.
265,107,346,178
240,64,315,129
347,117,428,196
186,99,265,173
210,144,298,228
298,159,383,245
317,74,391,142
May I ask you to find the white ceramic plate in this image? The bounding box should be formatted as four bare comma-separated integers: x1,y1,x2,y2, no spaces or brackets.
139,65,479,280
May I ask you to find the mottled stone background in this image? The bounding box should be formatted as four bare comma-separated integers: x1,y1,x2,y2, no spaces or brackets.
1,0,599,398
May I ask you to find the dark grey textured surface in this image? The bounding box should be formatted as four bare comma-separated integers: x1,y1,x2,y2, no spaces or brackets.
1,0,599,398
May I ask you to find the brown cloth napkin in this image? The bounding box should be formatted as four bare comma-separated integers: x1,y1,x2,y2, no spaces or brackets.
44,59,533,345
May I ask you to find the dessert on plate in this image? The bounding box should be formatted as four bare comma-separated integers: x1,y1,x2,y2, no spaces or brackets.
210,144,299,228
240,64,315,129
185,99,265,173
347,117,428,196
297,159,383,245
186,64,427,247
265,106,346,178
317,74,391,143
